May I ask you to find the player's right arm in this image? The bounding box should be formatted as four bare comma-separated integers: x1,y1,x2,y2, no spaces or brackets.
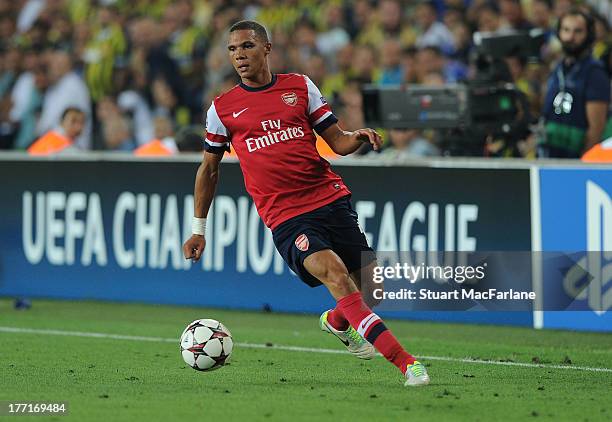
182,151,222,262
183,100,231,262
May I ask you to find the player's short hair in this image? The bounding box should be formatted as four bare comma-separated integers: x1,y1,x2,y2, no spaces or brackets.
61,107,84,121
229,20,269,43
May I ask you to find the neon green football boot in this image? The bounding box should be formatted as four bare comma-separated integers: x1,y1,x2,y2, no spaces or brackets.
404,361,431,386
319,310,376,359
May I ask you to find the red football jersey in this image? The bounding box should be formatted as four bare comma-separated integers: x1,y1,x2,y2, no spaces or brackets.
204,73,351,229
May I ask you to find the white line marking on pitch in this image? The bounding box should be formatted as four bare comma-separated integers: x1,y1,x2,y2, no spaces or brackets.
1,326,611,374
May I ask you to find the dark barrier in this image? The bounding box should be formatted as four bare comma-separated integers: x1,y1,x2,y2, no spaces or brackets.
0,156,532,326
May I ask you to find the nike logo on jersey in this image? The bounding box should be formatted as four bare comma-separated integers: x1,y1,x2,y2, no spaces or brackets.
233,108,248,118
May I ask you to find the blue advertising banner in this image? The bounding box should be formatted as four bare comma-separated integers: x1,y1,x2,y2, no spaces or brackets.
0,158,532,326
539,168,612,332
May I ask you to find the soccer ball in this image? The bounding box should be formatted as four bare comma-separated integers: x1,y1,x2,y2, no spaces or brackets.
180,319,233,371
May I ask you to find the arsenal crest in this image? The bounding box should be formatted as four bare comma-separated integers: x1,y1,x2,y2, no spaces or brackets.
281,92,298,106
294,234,309,251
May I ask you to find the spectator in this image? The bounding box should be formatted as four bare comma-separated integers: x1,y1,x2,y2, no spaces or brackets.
0,11,17,49
94,96,121,149
37,49,92,149
378,38,403,85
504,51,540,116
1,0,605,158
117,90,154,146
9,49,46,149
540,9,610,158
355,0,416,48
0,46,19,99
128,16,185,113
415,46,467,83
499,0,533,31
592,12,611,60
27,106,84,155
349,44,378,85
152,76,190,128
102,116,135,151
255,0,303,33
95,96,121,125
315,2,350,68
301,54,327,88
336,79,366,133
531,0,555,33
586,1,612,26
134,115,178,156
376,128,440,159
163,0,207,113
377,0,411,44
17,0,45,34
134,122,203,156
346,0,375,40
401,46,419,84
320,43,353,100
475,4,508,34
553,0,574,20
450,22,472,64
286,19,319,72
0,46,21,148
444,6,465,30
415,1,456,55
46,11,72,49
83,5,127,101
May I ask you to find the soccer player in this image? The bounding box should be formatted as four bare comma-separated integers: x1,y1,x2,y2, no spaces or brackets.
182,20,430,387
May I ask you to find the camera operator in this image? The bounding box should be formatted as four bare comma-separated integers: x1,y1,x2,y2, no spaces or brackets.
540,9,610,158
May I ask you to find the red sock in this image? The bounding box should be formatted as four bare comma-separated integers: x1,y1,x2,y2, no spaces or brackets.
336,292,416,374
326,308,350,331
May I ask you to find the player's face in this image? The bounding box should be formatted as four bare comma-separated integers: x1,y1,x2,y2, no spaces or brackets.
559,15,588,56
227,30,271,80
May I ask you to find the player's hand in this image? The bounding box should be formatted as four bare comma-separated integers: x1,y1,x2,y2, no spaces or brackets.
353,128,383,151
183,235,206,262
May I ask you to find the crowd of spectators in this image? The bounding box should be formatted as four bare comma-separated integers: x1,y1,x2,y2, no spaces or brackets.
0,0,610,157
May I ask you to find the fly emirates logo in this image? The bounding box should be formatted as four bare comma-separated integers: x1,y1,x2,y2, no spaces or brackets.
245,119,305,153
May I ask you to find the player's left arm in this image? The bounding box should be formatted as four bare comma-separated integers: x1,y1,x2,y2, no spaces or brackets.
320,123,383,156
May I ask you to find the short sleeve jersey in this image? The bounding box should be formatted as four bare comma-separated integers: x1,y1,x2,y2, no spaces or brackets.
204,73,350,230
543,56,610,129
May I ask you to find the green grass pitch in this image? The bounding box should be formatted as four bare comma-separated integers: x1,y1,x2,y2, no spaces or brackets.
1,298,611,421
